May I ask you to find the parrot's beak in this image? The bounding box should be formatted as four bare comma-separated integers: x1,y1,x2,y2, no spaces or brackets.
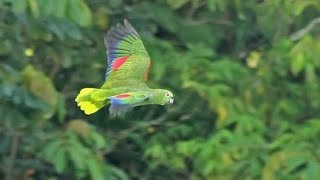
169,98,174,105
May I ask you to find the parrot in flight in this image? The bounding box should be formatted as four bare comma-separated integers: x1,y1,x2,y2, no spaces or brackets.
75,19,174,116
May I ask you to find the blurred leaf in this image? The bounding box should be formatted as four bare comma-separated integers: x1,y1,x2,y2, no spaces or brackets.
68,119,91,138
0,64,20,83
89,131,106,150
38,0,67,18
256,1,291,40
21,65,58,119
6,0,27,13
305,161,320,180
0,40,12,55
94,7,109,29
56,93,66,122
42,140,62,162
291,0,320,16
167,0,189,9
53,148,67,173
186,43,215,58
246,51,261,69
305,63,316,82
67,141,87,170
28,0,39,17
208,0,227,12
105,165,130,180
88,158,104,180
291,52,305,75
67,0,92,27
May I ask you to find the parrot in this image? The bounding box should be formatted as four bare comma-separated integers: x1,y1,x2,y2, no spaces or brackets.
75,19,174,116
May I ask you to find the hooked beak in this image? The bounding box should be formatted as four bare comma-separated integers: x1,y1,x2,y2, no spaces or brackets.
168,98,174,105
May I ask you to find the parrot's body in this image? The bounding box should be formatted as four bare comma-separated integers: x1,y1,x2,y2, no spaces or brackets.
75,19,174,116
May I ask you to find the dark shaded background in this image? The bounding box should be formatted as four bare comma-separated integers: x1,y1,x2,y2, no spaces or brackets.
1,0,320,179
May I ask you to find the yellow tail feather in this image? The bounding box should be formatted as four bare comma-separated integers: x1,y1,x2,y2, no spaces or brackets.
75,88,108,115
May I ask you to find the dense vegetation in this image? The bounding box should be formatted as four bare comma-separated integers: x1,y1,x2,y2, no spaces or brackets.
1,0,320,179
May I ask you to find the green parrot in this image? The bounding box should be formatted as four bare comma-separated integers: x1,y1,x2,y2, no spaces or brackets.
75,19,174,116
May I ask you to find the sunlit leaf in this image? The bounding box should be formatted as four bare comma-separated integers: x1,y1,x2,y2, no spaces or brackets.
28,0,39,17
291,52,305,75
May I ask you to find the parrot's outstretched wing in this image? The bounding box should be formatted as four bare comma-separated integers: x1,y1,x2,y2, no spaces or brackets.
102,19,151,89
108,92,151,116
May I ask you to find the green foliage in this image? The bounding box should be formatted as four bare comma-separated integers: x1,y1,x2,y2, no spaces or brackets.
1,0,320,179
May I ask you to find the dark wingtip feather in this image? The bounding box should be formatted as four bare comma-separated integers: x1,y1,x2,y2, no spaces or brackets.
104,19,140,48
123,19,139,37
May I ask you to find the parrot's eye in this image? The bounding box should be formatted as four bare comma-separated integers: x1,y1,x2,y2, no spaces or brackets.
165,93,170,97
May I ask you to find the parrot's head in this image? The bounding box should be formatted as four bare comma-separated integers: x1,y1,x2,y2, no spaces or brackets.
164,90,174,105
153,89,174,106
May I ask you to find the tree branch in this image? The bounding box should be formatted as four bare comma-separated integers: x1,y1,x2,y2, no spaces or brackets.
290,17,320,41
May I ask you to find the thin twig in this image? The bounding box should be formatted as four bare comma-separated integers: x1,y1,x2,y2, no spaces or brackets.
290,16,320,41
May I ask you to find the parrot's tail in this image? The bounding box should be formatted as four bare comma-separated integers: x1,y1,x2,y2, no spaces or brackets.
75,88,109,115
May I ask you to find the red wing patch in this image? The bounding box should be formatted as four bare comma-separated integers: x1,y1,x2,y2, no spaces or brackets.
144,61,151,81
112,56,129,70
115,94,130,98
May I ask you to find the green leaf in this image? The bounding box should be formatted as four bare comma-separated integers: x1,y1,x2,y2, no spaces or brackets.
37,0,67,18
28,0,39,17
186,43,215,58
87,158,104,180
89,131,106,149
291,52,305,75
67,0,92,27
285,155,307,173
292,0,320,16
53,148,67,173
305,161,320,180
67,145,86,170
0,40,12,55
6,0,27,13
208,0,227,12
56,94,66,123
106,165,130,180
42,140,62,160
305,63,316,82
166,0,189,9
145,144,166,161
109,0,122,8
0,64,20,83
21,65,58,120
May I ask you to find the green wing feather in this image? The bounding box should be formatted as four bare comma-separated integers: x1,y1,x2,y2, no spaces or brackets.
102,19,151,89
108,91,151,116
108,92,151,105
